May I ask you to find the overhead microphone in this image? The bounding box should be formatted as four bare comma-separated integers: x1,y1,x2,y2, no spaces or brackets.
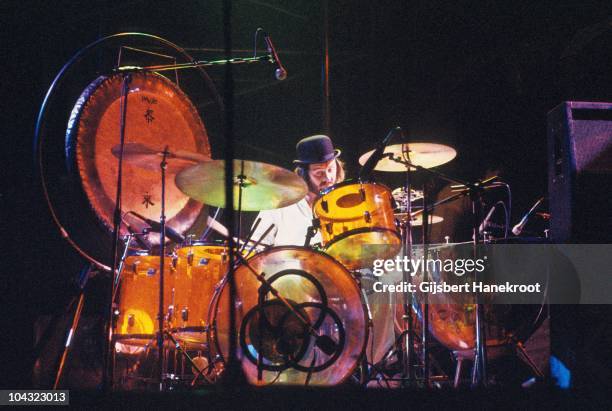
128,211,185,243
263,32,288,81
511,197,545,236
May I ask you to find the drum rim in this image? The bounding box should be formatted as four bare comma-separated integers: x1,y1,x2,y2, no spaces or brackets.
176,239,228,248
316,178,394,199
206,245,369,385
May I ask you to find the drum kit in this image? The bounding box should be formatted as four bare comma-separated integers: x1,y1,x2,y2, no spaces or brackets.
41,34,545,390
101,124,470,388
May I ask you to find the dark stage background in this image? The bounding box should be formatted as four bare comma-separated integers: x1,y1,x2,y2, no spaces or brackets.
2,0,611,388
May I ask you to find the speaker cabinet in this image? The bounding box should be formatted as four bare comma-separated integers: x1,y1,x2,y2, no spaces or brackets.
547,101,612,243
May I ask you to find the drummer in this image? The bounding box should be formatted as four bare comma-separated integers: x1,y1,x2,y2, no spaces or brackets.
251,134,345,246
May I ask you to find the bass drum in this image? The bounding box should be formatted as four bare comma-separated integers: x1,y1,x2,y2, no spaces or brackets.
208,247,368,386
65,71,211,262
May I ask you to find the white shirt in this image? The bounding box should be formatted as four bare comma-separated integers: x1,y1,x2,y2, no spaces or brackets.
251,198,322,247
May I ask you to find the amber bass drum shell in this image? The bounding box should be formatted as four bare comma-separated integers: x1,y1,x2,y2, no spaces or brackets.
65,71,211,259
208,247,368,386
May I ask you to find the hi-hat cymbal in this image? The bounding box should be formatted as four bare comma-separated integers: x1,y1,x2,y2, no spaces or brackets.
394,213,444,226
359,142,456,172
111,142,210,173
176,160,308,211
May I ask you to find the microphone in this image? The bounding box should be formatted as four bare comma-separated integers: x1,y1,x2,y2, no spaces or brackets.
512,197,545,236
479,205,497,234
129,211,185,243
359,126,401,180
263,33,287,80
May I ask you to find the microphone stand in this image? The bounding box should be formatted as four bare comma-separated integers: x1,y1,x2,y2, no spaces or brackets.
388,155,492,387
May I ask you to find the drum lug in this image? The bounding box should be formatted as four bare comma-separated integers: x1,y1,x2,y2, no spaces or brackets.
127,314,135,327
168,305,175,320
182,307,189,322
364,211,372,223
360,188,366,202
187,253,194,266
321,199,329,213
325,223,333,234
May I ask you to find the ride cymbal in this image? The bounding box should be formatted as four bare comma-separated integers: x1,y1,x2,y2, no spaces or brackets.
359,142,456,172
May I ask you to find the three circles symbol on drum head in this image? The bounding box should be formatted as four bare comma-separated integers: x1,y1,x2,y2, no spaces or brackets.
239,269,346,374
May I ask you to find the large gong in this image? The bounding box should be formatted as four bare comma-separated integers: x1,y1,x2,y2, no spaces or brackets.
65,71,210,241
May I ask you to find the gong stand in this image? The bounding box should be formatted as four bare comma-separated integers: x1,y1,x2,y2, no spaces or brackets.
104,72,131,391
100,49,279,390
388,155,497,387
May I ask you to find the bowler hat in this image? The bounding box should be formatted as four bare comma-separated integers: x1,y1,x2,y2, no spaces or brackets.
293,135,341,165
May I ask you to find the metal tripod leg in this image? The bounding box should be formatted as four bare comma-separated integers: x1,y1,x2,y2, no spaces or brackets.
515,341,544,378
53,266,93,389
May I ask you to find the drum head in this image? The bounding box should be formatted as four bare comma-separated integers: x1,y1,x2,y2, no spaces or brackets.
211,247,367,386
66,71,210,242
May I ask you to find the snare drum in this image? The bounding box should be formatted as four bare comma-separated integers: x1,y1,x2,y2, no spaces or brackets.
313,180,401,270
114,251,176,353
172,242,229,344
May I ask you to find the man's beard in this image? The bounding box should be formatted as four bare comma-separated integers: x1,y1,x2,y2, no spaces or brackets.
307,180,331,195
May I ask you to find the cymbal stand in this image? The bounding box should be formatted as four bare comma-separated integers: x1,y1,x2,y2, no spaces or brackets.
155,146,170,391
398,147,417,386
389,155,495,387
420,175,431,387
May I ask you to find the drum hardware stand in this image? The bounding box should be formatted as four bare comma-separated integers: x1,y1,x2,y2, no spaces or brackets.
162,331,214,386
389,155,498,387
54,231,138,390
52,264,95,389
420,179,431,387
394,143,418,387
349,270,376,386
305,219,321,247
155,146,171,391
104,72,132,391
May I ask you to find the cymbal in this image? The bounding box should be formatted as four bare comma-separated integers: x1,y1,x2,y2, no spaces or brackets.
175,160,308,211
394,213,444,226
111,143,210,173
358,142,456,172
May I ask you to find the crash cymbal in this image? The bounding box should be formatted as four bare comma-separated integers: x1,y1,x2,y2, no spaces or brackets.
394,213,444,226
175,160,308,211
359,142,456,172
111,142,210,173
